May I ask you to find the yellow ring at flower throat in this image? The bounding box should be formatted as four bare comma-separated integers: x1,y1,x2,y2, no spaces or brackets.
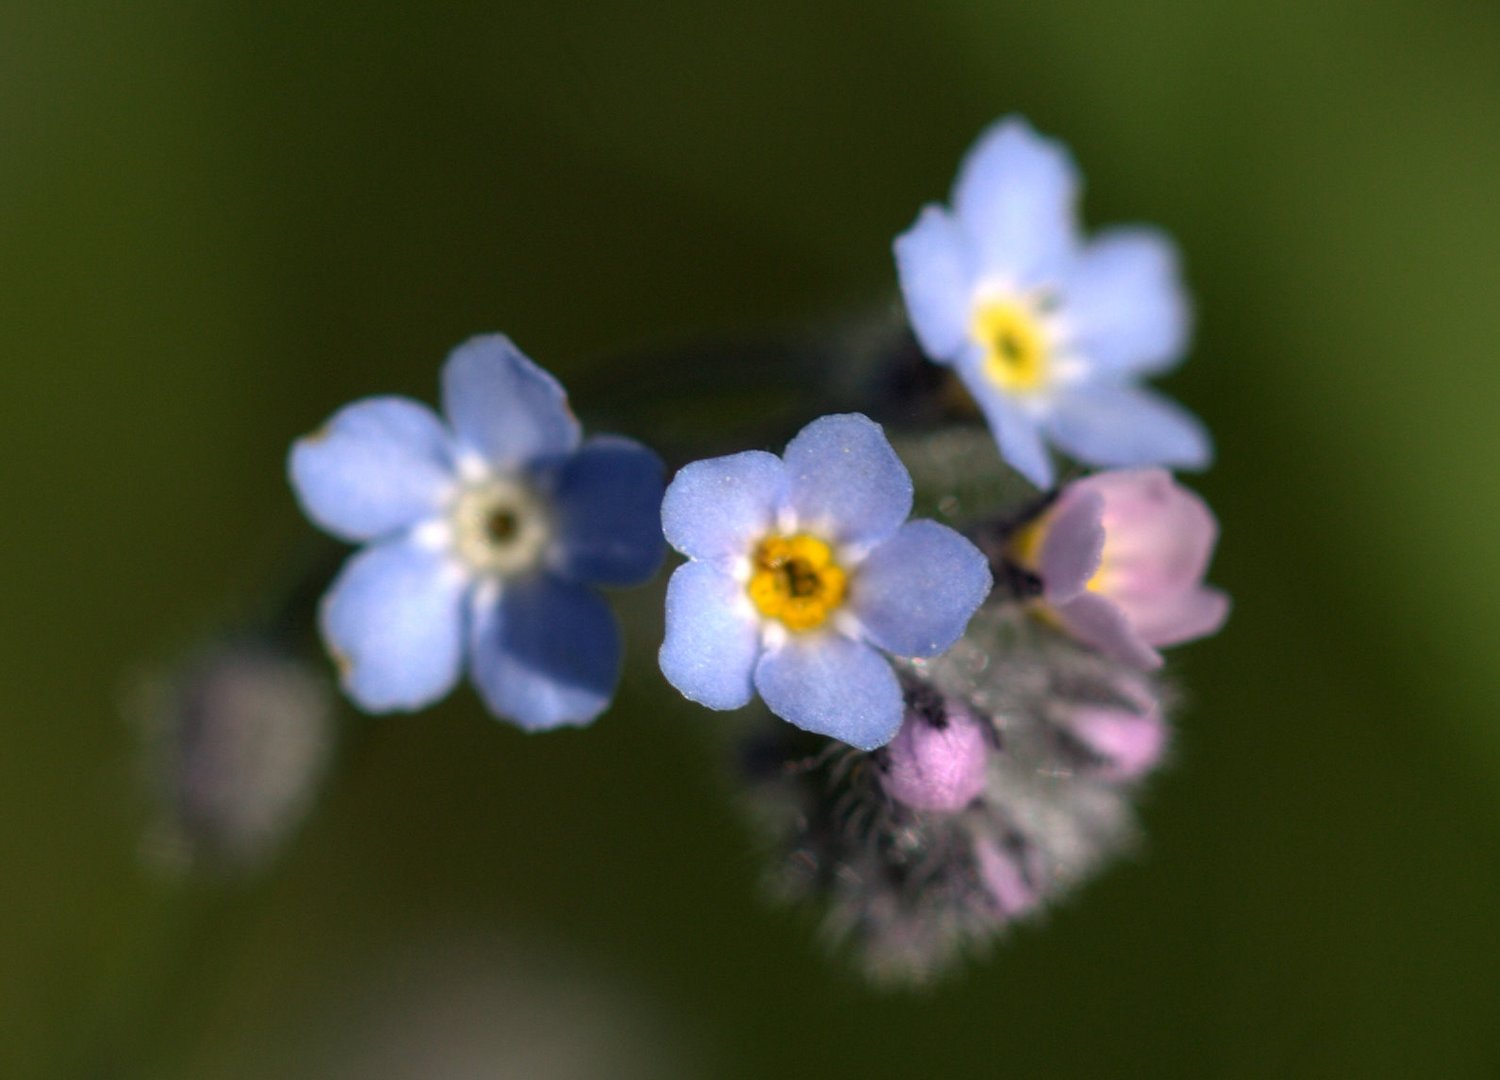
972,300,1049,393
747,533,848,632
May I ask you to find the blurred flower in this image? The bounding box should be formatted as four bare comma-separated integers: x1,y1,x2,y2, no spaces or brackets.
1011,467,1229,668
289,335,664,729
894,115,1210,488
659,413,991,750
136,639,334,874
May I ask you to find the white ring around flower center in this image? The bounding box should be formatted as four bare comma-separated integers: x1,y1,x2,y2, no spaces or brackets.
448,474,551,578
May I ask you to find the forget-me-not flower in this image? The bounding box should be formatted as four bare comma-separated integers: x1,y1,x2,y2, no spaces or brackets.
289,335,665,729
658,413,992,751
1009,467,1229,669
894,116,1211,489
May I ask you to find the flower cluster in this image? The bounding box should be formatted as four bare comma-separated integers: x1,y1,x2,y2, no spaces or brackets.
747,586,1181,983
739,117,1229,980
270,114,1228,984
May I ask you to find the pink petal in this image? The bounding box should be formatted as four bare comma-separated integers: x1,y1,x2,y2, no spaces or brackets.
1127,585,1231,648
1054,591,1163,670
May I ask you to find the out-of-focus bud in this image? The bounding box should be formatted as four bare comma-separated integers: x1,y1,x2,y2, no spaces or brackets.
135,638,335,875
973,836,1040,920
1060,672,1168,782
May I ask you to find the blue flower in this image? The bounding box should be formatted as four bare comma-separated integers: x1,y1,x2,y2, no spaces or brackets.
894,115,1211,489
288,335,665,730
658,413,992,750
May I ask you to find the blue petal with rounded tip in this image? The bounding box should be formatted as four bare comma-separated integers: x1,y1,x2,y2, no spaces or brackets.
753,634,904,750
469,574,619,730
852,520,992,658
319,540,469,712
551,435,666,587
660,451,785,562
289,396,454,543
658,561,763,711
1063,228,1190,376
951,116,1080,283
782,414,912,545
893,206,974,362
1045,383,1211,471
441,335,581,467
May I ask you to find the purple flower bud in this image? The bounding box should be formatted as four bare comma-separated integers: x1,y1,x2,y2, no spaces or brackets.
878,702,988,812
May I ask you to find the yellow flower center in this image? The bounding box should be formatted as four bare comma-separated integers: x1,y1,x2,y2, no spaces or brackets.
972,300,1049,393
747,533,848,632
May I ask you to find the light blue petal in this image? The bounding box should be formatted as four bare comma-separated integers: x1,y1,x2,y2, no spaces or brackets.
893,205,975,363
783,414,912,546
754,634,904,750
658,561,762,710
289,396,454,543
957,371,1055,488
319,540,469,712
1062,228,1191,376
660,451,785,562
551,435,666,587
1045,383,1212,471
441,335,581,467
469,574,619,730
852,520,992,658
951,116,1080,283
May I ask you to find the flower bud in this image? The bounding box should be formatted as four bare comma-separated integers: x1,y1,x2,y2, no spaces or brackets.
1063,673,1167,782
878,701,988,812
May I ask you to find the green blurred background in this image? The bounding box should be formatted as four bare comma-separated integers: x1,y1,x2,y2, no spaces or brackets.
6,0,1500,1076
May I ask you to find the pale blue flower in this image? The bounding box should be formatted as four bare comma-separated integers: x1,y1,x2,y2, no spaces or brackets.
894,115,1211,488
658,413,992,750
288,335,664,729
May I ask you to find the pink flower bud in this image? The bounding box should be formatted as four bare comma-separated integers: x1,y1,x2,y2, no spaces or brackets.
1064,673,1167,781
973,837,1039,918
878,703,988,812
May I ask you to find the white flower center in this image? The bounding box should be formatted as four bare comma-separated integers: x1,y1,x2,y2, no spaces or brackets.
448,475,551,578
